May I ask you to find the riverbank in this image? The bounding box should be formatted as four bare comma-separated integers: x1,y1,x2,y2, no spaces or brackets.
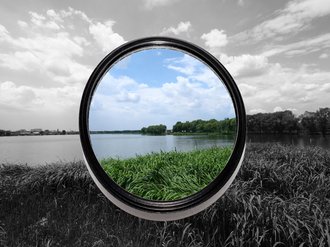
101,146,232,200
0,143,329,246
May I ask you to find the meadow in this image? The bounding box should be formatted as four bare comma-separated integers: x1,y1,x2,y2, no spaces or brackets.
0,143,329,246
100,146,232,200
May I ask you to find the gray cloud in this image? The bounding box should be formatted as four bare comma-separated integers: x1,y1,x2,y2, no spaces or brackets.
233,0,330,43
160,21,192,36
142,0,181,9
0,0,329,130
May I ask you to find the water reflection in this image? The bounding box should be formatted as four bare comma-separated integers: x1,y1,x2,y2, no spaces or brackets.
248,134,330,149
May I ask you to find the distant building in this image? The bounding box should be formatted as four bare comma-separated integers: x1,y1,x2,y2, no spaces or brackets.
31,128,42,132
30,128,42,135
19,129,31,135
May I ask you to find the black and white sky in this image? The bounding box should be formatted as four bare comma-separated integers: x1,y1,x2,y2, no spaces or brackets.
0,0,329,130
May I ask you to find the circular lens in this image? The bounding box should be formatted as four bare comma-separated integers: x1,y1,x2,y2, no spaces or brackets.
79,37,246,221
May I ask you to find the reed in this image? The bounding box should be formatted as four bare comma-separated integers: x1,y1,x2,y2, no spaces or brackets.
101,146,232,200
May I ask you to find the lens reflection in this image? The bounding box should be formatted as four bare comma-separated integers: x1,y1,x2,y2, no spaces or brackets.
89,48,236,201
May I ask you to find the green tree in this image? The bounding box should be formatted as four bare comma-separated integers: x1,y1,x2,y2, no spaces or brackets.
141,124,167,135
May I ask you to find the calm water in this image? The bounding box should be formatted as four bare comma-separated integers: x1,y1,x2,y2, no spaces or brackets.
0,134,329,165
247,134,330,150
90,134,234,160
0,135,83,166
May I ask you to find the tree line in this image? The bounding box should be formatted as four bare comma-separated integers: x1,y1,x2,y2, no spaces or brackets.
141,124,167,135
141,118,236,135
141,107,330,136
247,107,330,136
0,129,77,137
172,118,236,134
3,107,329,137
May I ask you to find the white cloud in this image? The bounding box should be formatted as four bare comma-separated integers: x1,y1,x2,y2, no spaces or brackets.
0,24,10,41
238,83,257,98
204,29,330,115
0,80,82,110
89,58,235,131
0,51,40,71
201,29,228,49
321,83,330,92
273,106,283,112
29,11,61,30
0,7,127,129
0,81,41,109
249,109,267,114
262,33,330,58
91,74,235,130
234,0,330,42
319,53,328,59
89,20,125,52
17,20,28,28
59,7,91,23
46,9,64,23
0,31,90,84
236,64,330,115
116,92,140,103
142,0,180,9
165,53,225,88
166,54,200,75
221,53,271,78
0,80,83,130
238,0,244,6
160,21,192,35
0,8,126,86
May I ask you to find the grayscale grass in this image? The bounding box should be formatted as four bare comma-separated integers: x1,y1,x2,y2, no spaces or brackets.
0,143,329,246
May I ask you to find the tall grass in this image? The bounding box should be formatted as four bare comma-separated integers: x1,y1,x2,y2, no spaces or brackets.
101,146,232,200
0,143,329,246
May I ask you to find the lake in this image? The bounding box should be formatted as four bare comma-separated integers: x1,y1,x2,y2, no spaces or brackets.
0,134,329,165
0,135,83,166
247,134,330,150
90,134,234,160
0,134,234,165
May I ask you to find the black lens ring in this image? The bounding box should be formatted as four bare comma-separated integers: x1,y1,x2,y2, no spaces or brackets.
79,36,246,220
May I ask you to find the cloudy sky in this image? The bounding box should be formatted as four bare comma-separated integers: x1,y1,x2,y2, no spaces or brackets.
89,49,235,130
0,0,329,130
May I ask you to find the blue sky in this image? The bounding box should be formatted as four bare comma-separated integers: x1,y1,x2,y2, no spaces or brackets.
89,48,235,130
110,49,183,87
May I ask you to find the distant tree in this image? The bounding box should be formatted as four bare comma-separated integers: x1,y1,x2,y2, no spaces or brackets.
173,121,183,132
247,110,299,134
315,108,330,136
61,130,66,135
172,118,236,134
141,124,166,135
301,117,316,134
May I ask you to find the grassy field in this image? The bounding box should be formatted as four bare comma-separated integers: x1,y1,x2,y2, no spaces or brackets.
101,146,232,200
0,143,329,246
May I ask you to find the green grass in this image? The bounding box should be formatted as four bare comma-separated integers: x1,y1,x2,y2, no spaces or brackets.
0,143,330,246
100,146,232,200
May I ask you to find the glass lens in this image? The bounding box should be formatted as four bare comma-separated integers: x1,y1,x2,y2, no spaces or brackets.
88,48,237,201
